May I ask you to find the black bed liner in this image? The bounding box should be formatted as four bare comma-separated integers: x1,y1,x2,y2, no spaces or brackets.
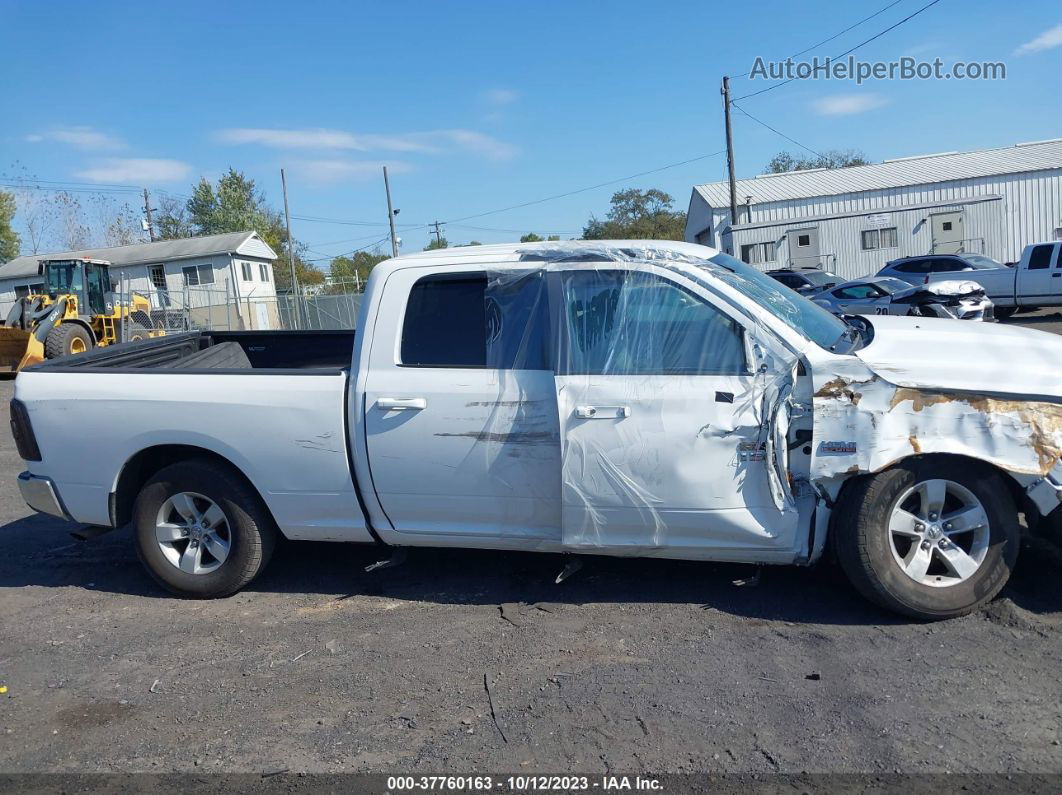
27,329,356,373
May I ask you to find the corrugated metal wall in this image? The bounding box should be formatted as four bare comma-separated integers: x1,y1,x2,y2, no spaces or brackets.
691,167,1062,280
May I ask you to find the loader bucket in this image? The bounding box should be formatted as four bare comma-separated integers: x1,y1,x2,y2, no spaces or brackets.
0,326,32,374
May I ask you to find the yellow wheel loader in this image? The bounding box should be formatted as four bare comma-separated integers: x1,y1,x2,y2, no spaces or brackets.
0,258,160,373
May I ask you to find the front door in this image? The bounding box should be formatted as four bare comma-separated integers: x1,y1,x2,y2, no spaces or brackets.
931,212,964,254
551,266,799,554
788,228,821,268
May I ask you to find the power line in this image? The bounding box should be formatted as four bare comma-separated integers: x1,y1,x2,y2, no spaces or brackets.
729,0,906,78
731,0,944,102
303,235,392,263
730,101,827,159
444,150,727,225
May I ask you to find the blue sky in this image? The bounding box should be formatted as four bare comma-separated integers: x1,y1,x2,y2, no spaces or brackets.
2,0,1060,263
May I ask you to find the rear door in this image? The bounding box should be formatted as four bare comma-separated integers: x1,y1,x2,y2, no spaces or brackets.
550,265,799,554
362,267,561,542
1017,244,1060,304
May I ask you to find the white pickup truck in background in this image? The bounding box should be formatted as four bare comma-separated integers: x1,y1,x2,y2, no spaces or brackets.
12,240,1062,620
926,241,1062,319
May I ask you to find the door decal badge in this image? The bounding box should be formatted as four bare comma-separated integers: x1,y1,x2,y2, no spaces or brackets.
818,440,857,456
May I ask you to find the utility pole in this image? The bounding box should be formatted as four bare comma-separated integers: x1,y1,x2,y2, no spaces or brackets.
429,220,444,246
721,75,739,239
280,168,300,329
142,188,156,241
383,166,399,258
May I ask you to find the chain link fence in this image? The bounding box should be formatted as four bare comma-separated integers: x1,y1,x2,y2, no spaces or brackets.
112,278,364,335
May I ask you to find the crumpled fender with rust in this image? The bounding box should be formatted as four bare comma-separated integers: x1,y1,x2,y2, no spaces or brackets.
809,315,1062,500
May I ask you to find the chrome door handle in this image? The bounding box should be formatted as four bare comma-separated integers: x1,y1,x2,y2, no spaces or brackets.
376,397,427,410
575,405,630,419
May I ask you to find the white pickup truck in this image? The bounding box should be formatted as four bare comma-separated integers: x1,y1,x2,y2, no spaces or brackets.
12,241,1062,620
926,241,1062,319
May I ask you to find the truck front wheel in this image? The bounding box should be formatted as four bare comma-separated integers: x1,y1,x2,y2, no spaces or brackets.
833,458,1019,620
132,459,277,598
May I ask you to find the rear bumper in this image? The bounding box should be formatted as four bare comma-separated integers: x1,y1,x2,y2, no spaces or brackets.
18,472,70,520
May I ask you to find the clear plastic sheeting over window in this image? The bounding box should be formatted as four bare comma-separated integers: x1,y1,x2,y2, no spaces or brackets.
479,243,803,555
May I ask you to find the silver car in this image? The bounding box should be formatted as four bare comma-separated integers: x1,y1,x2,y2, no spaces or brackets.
812,276,994,321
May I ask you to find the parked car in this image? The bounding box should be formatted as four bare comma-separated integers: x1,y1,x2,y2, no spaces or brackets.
812,276,994,321
881,243,1062,319
878,253,1009,285
765,267,840,296
14,240,1062,620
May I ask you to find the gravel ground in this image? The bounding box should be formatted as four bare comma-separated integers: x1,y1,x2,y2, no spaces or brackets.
1,335,1061,776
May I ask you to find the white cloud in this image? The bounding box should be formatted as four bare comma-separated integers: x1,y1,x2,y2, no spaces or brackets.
216,127,518,160
215,128,366,149
483,88,518,105
74,158,191,183
289,159,413,185
813,93,889,116
26,126,125,150
1014,23,1062,55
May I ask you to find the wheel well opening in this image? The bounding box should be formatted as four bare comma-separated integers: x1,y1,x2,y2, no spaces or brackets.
831,452,1034,533
112,445,271,529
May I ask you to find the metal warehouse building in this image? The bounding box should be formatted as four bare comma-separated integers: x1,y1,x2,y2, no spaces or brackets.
684,139,1062,280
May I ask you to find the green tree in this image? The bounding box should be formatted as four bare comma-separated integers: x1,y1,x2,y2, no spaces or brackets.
156,168,325,291
520,232,543,242
424,237,449,250
326,250,389,291
582,188,685,241
0,190,21,262
765,149,869,174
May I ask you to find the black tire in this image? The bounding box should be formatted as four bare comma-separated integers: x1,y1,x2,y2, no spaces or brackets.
124,322,152,343
994,307,1016,321
833,457,1019,620
44,323,93,358
133,458,277,598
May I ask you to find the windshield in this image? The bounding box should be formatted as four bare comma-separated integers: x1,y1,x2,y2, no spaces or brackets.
875,277,912,295
45,262,84,295
701,252,852,351
801,270,838,286
961,254,1004,269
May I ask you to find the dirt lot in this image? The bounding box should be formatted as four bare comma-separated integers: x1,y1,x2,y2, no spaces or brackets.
1,352,1061,776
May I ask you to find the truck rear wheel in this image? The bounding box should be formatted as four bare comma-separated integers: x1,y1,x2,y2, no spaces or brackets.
833,458,1019,620
45,323,93,358
133,459,277,598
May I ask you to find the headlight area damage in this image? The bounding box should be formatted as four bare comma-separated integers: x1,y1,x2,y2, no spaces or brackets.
810,363,1062,519
892,280,993,321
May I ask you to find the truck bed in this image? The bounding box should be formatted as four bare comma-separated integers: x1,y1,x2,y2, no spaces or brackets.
26,329,356,373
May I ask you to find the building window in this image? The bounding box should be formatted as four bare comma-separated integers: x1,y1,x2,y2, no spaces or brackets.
796,234,811,247
861,227,898,251
942,221,953,231
241,262,253,281
149,264,167,290
182,264,216,286
739,242,775,265
259,263,270,281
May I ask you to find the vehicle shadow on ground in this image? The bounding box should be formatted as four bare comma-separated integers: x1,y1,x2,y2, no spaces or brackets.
1,513,1059,626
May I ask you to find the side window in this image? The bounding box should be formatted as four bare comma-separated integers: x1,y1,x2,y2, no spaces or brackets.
400,273,549,369
894,261,925,274
560,270,746,376
834,284,875,300
933,259,962,272
1028,245,1054,270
